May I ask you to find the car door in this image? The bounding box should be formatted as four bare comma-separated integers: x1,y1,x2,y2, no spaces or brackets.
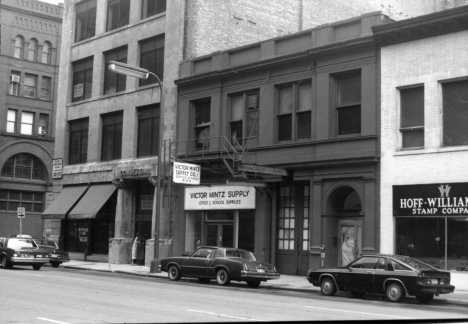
181,247,214,277
338,256,380,292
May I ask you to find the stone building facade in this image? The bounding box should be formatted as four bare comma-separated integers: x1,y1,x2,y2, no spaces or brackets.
0,0,62,238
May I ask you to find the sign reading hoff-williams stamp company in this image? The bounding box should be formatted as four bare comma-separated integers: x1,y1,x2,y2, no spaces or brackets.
393,183,468,216
185,186,255,210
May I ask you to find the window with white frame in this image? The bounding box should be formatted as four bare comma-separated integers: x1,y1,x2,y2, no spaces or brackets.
20,112,34,135
400,86,424,149
7,110,17,133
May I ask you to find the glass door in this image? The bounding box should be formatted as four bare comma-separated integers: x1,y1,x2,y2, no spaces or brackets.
206,223,234,247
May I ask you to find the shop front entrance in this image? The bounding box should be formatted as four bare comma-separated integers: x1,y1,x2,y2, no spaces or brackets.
205,211,235,247
339,220,362,266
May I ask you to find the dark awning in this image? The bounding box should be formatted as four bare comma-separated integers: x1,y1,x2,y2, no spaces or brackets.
42,185,89,219
68,184,116,219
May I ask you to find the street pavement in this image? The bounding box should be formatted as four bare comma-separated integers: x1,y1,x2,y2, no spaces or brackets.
58,260,468,306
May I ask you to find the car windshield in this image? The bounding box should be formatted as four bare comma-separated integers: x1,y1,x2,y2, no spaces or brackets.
225,249,256,261
394,256,436,270
7,239,38,249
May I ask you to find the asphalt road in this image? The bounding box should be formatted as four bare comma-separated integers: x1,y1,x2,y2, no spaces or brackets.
2,265,468,324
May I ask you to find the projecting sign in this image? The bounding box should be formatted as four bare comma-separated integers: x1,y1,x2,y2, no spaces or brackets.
185,186,255,210
173,162,200,185
52,158,63,179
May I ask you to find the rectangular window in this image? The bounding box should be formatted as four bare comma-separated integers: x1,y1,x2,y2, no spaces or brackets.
277,80,312,142
38,114,48,137
193,99,211,150
23,74,37,98
0,190,44,213
107,0,130,31
101,112,123,161
9,71,21,95
41,76,52,100
442,79,468,146
229,91,259,147
104,46,127,95
75,0,97,42
20,112,34,135
137,104,160,157
400,86,424,149
139,35,165,87
72,57,93,102
142,0,166,19
7,109,17,133
336,73,361,136
69,118,89,165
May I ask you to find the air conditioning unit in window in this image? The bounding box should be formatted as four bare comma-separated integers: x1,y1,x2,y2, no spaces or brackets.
38,126,47,137
10,75,20,83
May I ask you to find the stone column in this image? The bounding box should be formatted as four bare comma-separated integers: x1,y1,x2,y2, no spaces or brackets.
309,179,322,269
109,180,133,264
362,177,377,254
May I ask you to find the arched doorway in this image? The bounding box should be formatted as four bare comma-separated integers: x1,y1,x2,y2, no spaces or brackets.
325,185,363,267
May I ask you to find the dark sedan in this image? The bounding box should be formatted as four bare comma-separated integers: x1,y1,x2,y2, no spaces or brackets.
34,239,70,268
0,237,50,270
307,254,455,303
161,247,280,288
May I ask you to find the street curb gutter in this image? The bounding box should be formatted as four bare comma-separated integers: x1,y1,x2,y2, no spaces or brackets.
62,265,468,307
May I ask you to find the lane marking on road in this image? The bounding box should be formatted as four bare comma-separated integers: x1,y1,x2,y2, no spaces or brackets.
37,317,70,324
49,276,96,282
187,309,264,321
304,306,412,319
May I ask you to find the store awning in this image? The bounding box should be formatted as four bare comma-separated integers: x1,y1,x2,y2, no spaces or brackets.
42,185,89,219
68,184,116,219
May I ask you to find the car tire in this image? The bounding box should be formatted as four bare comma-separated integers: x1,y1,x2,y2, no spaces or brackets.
51,262,60,268
1,255,12,269
415,293,434,304
320,277,337,296
216,268,231,286
386,282,405,303
198,278,210,284
168,265,181,281
247,281,261,288
351,291,365,298
32,265,42,271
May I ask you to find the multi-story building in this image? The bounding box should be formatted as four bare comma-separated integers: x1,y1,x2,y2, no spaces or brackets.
375,6,468,271
0,0,62,238
46,0,408,265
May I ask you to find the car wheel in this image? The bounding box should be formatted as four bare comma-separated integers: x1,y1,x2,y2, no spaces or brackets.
168,265,181,281
216,269,231,286
386,282,405,302
32,265,42,271
198,278,210,284
320,277,337,296
247,281,261,289
351,291,365,298
1,255,12,269
51,262,60,268
415,293,434,304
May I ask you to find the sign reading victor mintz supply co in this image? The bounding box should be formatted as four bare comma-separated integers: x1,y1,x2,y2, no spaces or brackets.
173,162,200,185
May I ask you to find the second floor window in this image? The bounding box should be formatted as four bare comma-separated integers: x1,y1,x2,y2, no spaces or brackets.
69,118,89,165
1,154,46,181
75,0,97,42
21,112,34,135
230,91,259,147
336,72,361,136
400,86,424,149
23,74,37,98
0,190,44,213
72,57,94,102
139,35,165,87
107,0,130,31
41,77,52,100
104,46,127,95
38,114,48,137
142,0,166,19
193,99,211,150
442,79,468,147
7,110,17,133
101,112,123,161
137,105,160,157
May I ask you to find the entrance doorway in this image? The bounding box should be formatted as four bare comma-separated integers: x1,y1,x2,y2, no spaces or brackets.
276,184,310,276
205,211,235,247
339,220,362,266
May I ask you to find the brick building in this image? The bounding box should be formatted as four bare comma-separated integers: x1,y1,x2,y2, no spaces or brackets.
374,6,468,270
0,0,62,238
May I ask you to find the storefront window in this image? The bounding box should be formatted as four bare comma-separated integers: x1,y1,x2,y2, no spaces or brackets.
238,210,255,252
185,211,202,252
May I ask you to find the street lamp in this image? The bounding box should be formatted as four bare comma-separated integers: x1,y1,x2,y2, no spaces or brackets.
108,60,163,273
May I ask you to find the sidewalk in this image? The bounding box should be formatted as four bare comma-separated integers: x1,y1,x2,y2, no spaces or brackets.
59,260,468,306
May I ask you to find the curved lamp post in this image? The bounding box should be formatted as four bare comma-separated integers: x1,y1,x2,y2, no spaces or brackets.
108,60,163,273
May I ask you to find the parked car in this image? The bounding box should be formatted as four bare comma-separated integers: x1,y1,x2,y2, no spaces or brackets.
0,237,50,270
34,239,70,268
161,246,280,288
307,254,455,303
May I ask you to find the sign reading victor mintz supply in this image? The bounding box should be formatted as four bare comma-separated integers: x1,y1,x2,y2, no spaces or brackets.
185,186,255,210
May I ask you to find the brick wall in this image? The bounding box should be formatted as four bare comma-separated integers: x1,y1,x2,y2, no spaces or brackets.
380,30,468,253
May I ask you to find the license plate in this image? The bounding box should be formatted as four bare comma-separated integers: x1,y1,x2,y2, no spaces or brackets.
257,268,266,273
26,255,34,258
431,279,438,284
36,255,43,258
51,254,59,258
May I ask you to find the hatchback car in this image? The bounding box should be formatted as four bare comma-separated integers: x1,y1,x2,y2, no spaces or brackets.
307,254,455,303
0,237,49,270
161,246,280,288
34,239,70,268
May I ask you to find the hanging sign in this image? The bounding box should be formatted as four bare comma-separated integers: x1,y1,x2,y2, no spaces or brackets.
173,162,201,185
185,186,255,210
52,158,63,179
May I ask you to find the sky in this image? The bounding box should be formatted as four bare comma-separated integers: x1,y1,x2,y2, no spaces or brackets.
40,0,63,4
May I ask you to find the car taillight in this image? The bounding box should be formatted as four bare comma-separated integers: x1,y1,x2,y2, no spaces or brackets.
243,264,249,271
418,277,432,284
440,278,450,284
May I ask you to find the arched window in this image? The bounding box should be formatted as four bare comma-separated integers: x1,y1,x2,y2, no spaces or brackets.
42,42,51,64
1,153,46,180
14,36,24,59
28,39,37,61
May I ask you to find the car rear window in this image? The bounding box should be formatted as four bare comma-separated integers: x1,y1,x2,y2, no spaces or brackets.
394,256,435,270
